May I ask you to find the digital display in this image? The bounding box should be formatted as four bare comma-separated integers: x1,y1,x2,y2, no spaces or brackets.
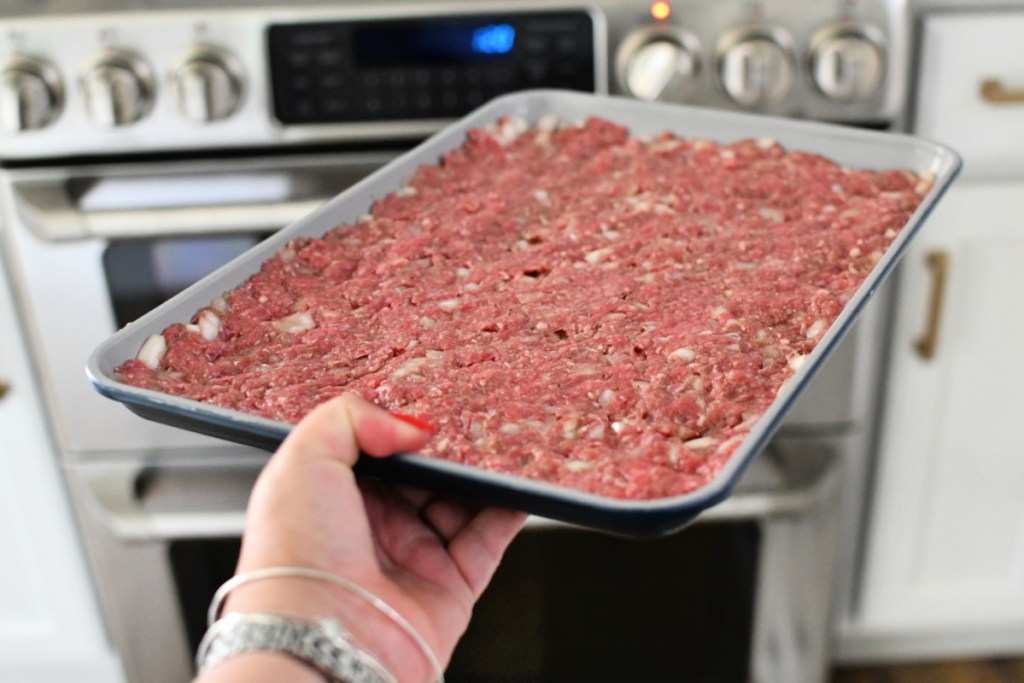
267,10,595,124
353,20,517,67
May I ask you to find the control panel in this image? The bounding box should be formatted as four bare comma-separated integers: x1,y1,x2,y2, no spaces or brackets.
268,12,596,125
0,1,906,161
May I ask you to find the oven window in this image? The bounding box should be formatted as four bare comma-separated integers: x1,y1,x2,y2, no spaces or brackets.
103,234,265,327
447,523,759,682
170,524,758,682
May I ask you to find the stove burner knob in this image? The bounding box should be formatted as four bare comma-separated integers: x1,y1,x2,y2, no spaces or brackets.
716,26,795,107
810,22,885,102
616,27,702,102
0,55,63,133
170,46,244,123
80,50,154,128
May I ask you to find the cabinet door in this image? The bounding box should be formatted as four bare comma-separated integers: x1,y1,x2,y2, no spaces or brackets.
0,254,125,682
850,180,1024,657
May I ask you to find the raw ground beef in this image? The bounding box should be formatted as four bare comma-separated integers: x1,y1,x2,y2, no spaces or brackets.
114,115,931,500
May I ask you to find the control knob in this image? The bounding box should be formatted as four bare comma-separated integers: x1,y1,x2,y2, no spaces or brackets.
170,46,245,123
716,26,795,107
616,27,702,102
809,22,885,102
80,49,154,127
0,55,62,133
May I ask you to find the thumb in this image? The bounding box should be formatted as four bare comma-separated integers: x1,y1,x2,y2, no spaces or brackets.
276,394,434,468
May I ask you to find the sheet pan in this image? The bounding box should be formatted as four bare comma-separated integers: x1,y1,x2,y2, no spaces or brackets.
87,90,961,536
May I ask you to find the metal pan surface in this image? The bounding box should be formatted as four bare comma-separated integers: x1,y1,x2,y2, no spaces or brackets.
87,90,961,536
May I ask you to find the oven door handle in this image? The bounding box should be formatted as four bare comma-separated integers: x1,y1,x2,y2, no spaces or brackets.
79,463,260,542
12,179,329,241
79,441,840,541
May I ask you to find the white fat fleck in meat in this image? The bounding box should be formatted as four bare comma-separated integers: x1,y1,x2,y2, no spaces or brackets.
584,247,614,264
389,356,428,380
758,207,784,223
598,389,615,406
849,247,862,258
185,324,200,334
735,414,761,431
198,310,221,341
716,435,746,454
588,423,605,439
357,213,373,223
683,436,716,450
666,443,683,466
273,312,315,335
668,347,696,363
536,114,561,132
136,334,167,370
805,319,827,339
438,298,461,313
756,137,777,150
499,423,522,435
396,185,418,197
788,354,808,372
560,415,580,438
211,297,230,314
650,137,683,153
564,460,596,472
533,189,550,203
915,171,935,195
277,247,296,263
489,116,529,145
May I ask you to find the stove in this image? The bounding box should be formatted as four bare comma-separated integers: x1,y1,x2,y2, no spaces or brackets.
0,0,909,162
0,2,911,682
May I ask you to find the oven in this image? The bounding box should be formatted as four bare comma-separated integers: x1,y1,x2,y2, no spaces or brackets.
0,1,911,682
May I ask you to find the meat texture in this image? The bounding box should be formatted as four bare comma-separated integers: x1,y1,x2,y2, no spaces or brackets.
115,116,930,499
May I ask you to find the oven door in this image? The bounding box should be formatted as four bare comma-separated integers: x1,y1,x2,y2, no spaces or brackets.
0,151,399,463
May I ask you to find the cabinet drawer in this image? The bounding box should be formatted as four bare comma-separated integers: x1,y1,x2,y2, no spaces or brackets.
915,11,1024,177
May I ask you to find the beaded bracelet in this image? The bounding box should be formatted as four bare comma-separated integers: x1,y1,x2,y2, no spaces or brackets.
202,566,445,683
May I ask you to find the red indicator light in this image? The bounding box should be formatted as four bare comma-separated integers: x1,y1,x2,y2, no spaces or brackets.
650,1,672,21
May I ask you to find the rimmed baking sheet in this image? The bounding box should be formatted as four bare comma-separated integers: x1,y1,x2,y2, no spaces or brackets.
87,90,961,536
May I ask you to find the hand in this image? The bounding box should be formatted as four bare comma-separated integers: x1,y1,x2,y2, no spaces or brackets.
199,394,527,682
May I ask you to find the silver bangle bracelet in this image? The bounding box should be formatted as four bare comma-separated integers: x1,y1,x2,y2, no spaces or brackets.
197,612,396,683
202,566,445,683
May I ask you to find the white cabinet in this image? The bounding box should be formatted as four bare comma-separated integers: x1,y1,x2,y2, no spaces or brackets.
0,255,125,681
838,8,1024,662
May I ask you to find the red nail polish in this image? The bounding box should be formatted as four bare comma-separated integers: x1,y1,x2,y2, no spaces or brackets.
389,412,435,433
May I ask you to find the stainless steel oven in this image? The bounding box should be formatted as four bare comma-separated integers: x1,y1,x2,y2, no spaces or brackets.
0,1,911,681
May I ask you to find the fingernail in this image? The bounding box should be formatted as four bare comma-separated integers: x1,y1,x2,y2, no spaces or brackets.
389,412,435,433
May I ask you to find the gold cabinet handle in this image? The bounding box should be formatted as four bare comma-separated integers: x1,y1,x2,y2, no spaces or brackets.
914,250,949,360
980,78,1024,105
0,380,9,401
